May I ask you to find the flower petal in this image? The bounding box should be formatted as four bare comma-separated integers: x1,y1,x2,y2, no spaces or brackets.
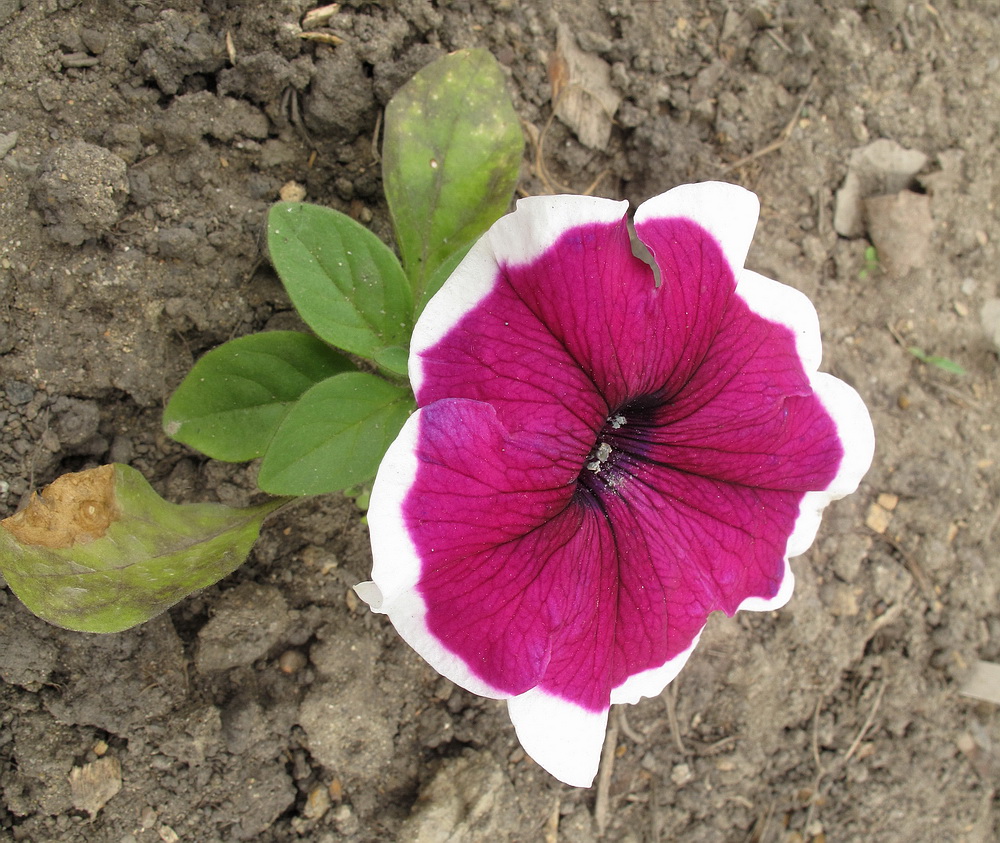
611,631,701,704
362,409,510,700
507,688,608,788
628,274,843,492
614,184,757,400
410,194,628,410
583,459,808,684
409,222,609,448
783,373,875,560
736,269,822,372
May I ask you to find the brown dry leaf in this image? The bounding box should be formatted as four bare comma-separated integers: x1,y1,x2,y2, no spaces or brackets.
961,661,1000,706
551,23,621,150
70,756,122,816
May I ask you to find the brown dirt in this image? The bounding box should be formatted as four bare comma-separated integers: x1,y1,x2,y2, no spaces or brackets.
1,1,998,841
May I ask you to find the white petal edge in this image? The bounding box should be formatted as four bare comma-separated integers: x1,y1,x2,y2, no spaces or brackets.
409,194,629,397
732,268,874,608
361,409,508,701
810,372,876,501
737,559,795,612
735,269,822,372
610,630,702,705
409,235,499,397
781,373,874,560
733,269,874,504
507,687,609,787
739,267,875,561
488,194,629,267
634,181,760,277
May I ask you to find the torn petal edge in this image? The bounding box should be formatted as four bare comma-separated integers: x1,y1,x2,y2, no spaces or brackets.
634,181,761,279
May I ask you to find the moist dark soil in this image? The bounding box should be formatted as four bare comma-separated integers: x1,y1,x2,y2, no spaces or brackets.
2,1,999,841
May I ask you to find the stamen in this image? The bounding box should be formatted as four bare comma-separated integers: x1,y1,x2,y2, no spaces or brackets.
584,417,624,474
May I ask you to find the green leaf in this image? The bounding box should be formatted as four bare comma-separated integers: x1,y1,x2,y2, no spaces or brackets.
257,372,415,496
267,202,413,358
163,331,354,462
383,48,523,300
925,356,967,375
0,465,285,633
344,480,374,512
908,346,966,375
372,344,409,378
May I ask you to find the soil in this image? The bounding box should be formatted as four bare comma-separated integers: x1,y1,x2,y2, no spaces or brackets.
1,1,999,841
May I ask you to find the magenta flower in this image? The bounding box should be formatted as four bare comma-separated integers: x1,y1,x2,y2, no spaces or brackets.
357,182,874,787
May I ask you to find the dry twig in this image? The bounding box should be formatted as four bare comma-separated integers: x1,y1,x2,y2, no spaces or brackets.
719,79,813,173
593,711,620,836
615,706,645,744
868,529,936,601
803,678,888,831
663,682,688,756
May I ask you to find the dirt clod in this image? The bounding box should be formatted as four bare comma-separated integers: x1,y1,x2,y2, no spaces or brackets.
33,141,129,245
864,190,934,277
195,583,292,673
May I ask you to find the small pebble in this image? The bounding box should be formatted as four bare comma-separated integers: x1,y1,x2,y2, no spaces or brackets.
876,492,899,511
279,180,307,202
0,131,18,158
670,762,693,786
6,381,34,405
278,649,308,674
303,785,330,820
865,502,892,534
80,28,107,54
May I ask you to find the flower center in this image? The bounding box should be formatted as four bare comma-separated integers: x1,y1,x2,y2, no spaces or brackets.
584,414,625,473
577,411,635,499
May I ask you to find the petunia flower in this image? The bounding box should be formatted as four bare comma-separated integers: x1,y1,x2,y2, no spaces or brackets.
356,181,874,787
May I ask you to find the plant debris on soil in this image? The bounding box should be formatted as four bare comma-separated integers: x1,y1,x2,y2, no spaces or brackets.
1,1,999,841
